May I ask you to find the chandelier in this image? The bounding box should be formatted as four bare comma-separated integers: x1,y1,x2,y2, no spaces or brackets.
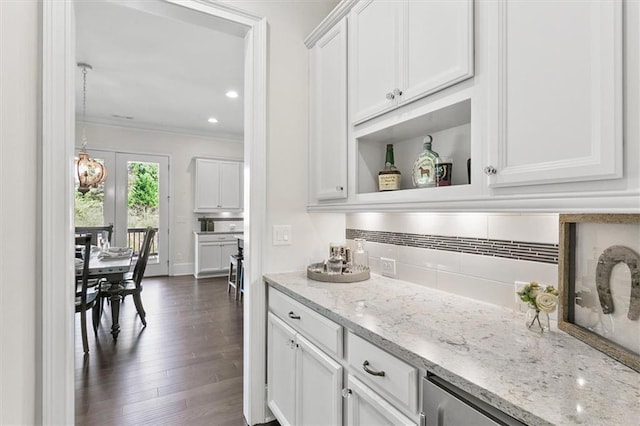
75,62,107,195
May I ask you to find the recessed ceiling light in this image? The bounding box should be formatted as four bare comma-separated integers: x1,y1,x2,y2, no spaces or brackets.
207,117,218,124
226,90,239,99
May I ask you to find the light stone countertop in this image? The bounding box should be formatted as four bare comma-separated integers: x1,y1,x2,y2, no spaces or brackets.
264,272,640,426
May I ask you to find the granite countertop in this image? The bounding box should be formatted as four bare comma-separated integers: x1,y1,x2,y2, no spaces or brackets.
264,272,640,426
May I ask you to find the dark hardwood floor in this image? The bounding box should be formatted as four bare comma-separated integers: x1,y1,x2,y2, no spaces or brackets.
75,275,244,426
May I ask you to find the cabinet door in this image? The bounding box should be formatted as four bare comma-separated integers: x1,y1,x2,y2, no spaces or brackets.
197,242,222,274
219,161,241,209
267,313,297,426
350,0,400,124
309,18,348,201
400,0,474,105
486,0,622,187
194,159,221,211
346,375,416,426
296,334,343,426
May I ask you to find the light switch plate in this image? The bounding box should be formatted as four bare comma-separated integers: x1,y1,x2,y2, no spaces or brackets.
273,225,292,246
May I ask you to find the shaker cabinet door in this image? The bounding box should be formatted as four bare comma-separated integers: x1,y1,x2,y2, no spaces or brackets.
485,0,623,188
267,313,297,426
194,159,221,211
309,17,348,202
349,0,400,124
219,161,241,209
296,334,343,426
400,0,474,105
346,375,416,426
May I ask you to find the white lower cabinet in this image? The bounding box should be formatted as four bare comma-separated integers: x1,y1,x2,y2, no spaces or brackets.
267,312,343,426
346,375,416,426
194,233,237,278
267,288,421,426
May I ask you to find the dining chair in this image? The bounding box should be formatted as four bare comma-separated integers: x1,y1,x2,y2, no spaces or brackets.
104,226,156,327
75,225,113,246
75,234,102,354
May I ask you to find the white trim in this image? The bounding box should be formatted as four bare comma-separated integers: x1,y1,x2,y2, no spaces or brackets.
41,1,269,425
170,262,195,276
40,1,75,424
304,0,359,48
242,17,269,425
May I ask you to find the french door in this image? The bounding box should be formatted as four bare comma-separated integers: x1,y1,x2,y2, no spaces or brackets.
74,150,169,276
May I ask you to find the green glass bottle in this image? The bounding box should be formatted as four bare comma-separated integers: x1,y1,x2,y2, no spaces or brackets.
412,135,439,188
378,144,401,191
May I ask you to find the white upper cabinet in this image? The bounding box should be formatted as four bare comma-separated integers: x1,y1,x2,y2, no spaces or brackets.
485,0,623,188
309,17,348,202
349,0,474,125
193,158,242,212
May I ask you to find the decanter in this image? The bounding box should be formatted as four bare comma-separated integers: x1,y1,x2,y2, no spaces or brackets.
412,135,439,188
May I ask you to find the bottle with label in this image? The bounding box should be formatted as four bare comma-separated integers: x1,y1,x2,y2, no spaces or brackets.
378,144,401,191
412,135,439,188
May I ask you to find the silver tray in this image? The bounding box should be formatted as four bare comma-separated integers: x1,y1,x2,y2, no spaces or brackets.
307,263,370,283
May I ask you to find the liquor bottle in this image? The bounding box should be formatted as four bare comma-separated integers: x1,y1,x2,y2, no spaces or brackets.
352,238,369,270
412,135,439,188
378,144,401,191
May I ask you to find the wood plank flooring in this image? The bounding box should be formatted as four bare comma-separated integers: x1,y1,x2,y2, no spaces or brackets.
75,275,244,426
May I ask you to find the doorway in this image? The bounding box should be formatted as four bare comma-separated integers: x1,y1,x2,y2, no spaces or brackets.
41,1,267,424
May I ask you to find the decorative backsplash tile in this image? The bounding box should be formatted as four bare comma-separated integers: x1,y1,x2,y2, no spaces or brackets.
346,228,558,264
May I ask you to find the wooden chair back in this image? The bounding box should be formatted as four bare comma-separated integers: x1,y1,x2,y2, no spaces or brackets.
75,225,114,246
132,227,157,287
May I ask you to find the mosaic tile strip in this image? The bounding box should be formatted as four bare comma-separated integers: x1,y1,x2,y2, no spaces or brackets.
346,228,559,264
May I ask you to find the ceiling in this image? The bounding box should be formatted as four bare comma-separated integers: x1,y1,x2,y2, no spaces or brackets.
74,1,247,140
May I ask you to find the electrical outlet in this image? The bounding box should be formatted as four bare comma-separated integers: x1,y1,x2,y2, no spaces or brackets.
380,257,396,277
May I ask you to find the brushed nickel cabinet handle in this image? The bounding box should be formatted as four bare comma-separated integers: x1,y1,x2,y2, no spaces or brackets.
362,360,385,377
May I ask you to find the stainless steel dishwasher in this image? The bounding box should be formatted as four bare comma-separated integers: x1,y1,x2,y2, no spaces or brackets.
422,375,526,426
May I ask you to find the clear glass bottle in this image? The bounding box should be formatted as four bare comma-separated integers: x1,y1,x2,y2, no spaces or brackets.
378,144,401,191
352,238,369,270
412,135,439,188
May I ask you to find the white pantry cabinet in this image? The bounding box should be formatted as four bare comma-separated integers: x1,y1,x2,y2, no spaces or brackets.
485,0,623,188
193,158,242,212
349,0,474,124
267,313,343,426
193,233,237,278
309,17,348,202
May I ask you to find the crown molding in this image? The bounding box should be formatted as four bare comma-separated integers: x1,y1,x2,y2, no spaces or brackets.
304,0,359,48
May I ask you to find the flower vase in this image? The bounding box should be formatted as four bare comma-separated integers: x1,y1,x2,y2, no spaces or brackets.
525,308,550,333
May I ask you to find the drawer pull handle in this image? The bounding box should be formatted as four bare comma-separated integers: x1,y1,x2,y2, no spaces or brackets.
288,311,301,320
362,360,385,377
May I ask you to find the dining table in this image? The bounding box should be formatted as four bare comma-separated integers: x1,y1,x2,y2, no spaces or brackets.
76,246,134,341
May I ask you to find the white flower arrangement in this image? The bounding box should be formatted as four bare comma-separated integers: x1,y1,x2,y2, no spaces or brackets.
517,281,559,312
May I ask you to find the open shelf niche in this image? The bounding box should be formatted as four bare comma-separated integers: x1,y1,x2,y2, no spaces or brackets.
356,98,471,195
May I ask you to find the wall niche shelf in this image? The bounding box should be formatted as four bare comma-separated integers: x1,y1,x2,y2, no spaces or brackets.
356,98,471,195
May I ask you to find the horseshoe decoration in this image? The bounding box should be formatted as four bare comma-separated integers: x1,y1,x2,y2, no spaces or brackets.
595,245,640,321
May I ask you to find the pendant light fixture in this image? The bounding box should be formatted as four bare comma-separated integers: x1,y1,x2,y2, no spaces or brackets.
75,62,107,195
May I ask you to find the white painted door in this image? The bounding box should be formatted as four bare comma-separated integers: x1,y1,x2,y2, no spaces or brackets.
267,313,297,426
346,375,416,426
309,17,348,201
485,0,622,188
350,0,400,124
401,0,474,105
114,153,169,276
296,333,343,426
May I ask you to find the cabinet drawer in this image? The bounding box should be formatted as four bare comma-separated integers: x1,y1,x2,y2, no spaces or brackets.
197,233,236,243
269,288,343,358
347,332,417,414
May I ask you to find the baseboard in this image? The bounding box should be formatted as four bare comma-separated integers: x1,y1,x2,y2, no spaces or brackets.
171,262,194,276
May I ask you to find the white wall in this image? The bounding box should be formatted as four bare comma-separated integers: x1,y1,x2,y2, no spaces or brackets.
347,213,559,311
222,0,345,272
0,1,38,424
76,122,243,274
